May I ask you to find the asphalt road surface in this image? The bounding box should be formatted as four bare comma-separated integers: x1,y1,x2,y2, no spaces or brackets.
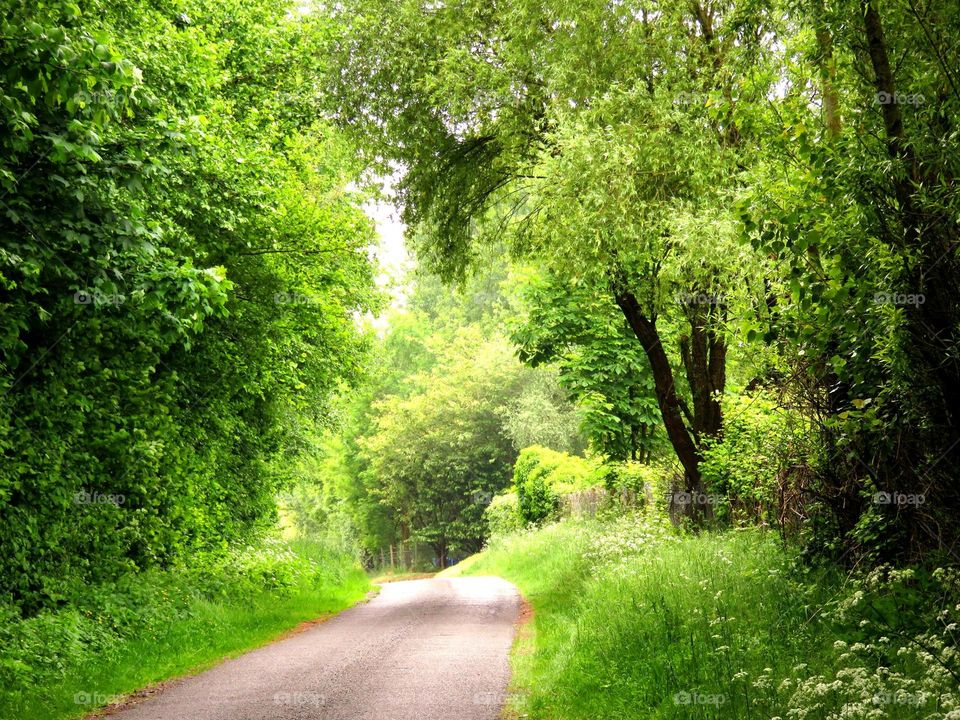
108,576,521,720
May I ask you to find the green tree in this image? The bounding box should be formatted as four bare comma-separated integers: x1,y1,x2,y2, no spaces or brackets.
500,366,587,457
509,267,660,461
0,0,377,612
328,0,774,519
360,331,524,565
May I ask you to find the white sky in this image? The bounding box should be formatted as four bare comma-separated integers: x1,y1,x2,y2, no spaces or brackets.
364,192,413,327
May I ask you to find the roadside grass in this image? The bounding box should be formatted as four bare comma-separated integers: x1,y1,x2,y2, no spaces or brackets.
452,513,843,719
0,538,370,720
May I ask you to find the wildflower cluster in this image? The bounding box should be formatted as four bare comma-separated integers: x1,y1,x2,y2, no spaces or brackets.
783,565,960,719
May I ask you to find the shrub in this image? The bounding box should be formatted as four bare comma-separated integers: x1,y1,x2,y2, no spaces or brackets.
700,391,811,526
591,461,662,506
513,446,597,526
484,493,523,538
517,476,559,526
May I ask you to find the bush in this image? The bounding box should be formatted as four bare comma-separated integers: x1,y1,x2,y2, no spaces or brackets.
513,446,597,526
591,461,661,505
700,391,811,526
484,493,524,538
517,474,560,526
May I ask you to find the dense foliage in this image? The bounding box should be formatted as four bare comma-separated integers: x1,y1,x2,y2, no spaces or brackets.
328,0,960,557
0,0,377,613
513,445,596,526
359,330,524,565
737,0,960,559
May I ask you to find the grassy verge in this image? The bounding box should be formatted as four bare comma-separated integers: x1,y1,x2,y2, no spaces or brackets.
449,513,960,719
0,538,370,720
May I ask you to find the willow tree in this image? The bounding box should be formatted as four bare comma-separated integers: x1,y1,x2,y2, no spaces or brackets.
329,0,775,519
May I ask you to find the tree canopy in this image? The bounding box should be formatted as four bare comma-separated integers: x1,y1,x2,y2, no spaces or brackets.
329,0,960,556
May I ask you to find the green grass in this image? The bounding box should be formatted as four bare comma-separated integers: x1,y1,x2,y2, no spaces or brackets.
449,513,843,719
0,538,370,720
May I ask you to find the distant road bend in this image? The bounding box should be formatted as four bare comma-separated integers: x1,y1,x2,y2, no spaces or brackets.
109,577,521,720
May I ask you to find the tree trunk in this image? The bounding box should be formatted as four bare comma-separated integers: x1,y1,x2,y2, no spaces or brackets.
679,302,726,442
862,0,960,433
614,290,711,520
813,0,841,139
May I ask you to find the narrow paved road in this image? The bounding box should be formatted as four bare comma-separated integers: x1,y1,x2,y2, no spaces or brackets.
109,577,521,720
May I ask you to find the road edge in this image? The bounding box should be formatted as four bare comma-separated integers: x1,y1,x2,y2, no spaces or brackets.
81,586,382,719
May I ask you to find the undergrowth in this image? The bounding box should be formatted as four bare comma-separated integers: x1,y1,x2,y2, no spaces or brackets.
453,512,960,719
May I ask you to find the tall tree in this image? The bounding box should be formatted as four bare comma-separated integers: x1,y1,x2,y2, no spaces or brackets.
361,332,524,565
329,0,774,519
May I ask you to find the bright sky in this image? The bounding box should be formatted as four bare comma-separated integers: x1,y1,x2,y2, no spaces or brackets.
364,190,413,327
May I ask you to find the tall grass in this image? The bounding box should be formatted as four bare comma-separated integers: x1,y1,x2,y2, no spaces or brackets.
455,513,960,718
451,514,840,719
